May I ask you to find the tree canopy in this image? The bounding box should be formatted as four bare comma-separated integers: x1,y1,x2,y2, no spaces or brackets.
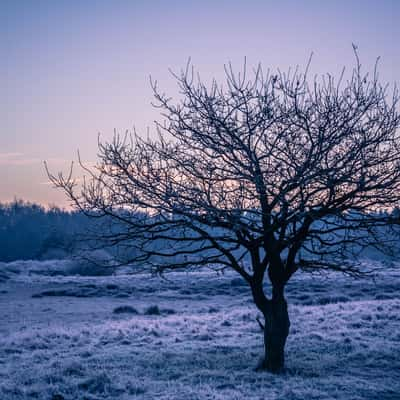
48,53,400,279
48,52,400,371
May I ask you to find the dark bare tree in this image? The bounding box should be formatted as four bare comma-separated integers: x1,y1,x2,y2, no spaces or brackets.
47,51,400,372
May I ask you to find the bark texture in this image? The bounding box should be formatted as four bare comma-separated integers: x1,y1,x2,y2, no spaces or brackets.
262,297,290,372
252,281,290,373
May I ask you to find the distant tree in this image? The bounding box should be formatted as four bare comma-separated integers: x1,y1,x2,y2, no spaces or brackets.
48,51,400,372
0,199,88,261
0,199,47,261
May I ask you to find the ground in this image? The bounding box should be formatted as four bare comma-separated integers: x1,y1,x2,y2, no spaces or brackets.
0,260,399,400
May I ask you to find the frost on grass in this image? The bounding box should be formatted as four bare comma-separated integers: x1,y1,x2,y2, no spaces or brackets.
0,260,399,399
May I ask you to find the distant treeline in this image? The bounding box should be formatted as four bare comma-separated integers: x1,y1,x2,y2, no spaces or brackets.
0,199,90,262
1,199,400,264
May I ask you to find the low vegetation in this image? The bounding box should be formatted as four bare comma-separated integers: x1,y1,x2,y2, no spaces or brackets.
1,260,399,399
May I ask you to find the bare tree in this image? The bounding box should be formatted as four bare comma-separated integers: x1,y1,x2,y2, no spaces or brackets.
47,51,400,372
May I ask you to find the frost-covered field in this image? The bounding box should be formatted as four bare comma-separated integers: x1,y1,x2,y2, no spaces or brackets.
1,260,399,400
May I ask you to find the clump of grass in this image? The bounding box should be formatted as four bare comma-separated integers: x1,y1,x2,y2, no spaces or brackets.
51,394,65,400
113,306,139,314
230,277,246,287
145,305,161,315
106,284,119,290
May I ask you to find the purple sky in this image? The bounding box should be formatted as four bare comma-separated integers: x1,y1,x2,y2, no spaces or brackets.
1,0,399,207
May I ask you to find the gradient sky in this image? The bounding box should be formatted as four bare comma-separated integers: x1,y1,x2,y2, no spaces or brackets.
1,0,399,207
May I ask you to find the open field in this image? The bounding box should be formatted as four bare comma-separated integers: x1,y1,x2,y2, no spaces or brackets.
1,260,399,400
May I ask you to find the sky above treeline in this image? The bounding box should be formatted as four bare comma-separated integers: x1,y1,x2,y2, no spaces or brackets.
1,0,399,207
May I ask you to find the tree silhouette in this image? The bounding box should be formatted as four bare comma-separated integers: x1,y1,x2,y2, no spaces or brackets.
47,51,400,372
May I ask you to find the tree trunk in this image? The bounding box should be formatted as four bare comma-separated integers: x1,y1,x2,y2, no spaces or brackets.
260,295,290,373
251,278,290,373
